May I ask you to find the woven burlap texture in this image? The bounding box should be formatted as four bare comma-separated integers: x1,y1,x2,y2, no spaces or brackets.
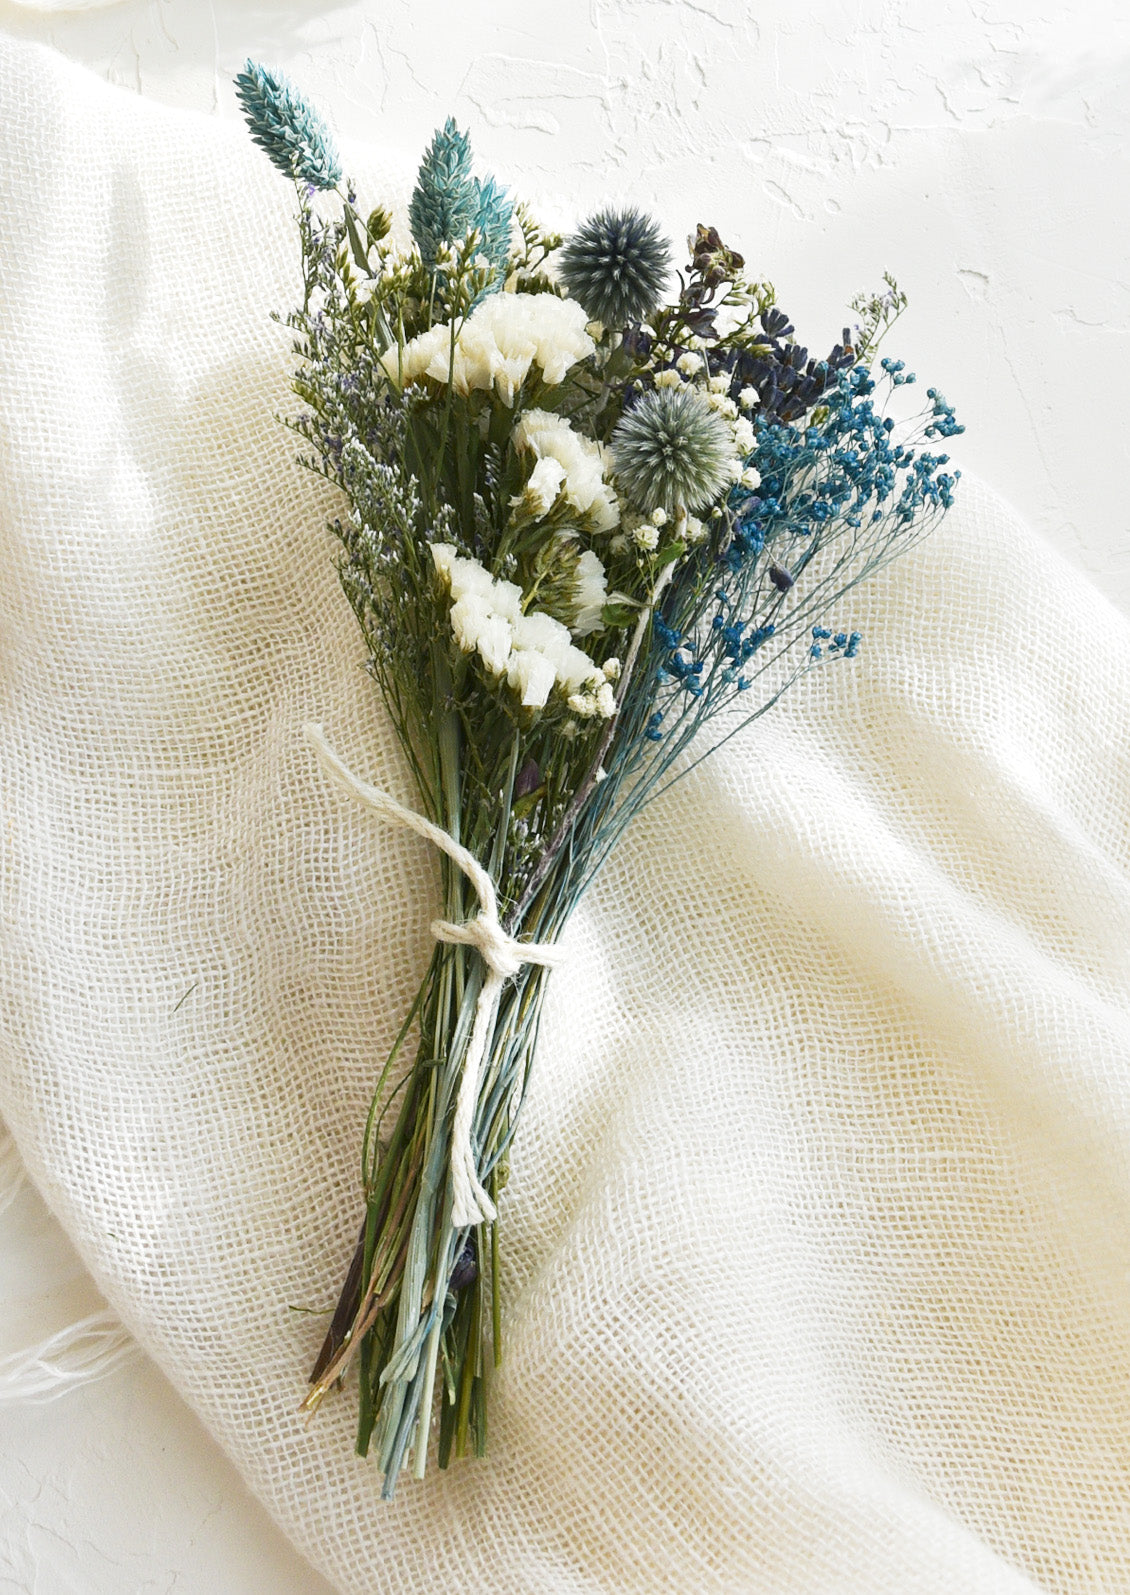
3,36,1130,1595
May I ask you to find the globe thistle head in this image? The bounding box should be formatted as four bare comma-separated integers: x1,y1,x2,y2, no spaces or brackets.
235,60,342,190
557,207,672,327
610,386,733,515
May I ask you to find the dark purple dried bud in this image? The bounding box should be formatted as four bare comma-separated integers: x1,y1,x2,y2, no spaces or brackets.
515,758,541,801
449,1240,478,1293
761,307,793,340
690,222,744,280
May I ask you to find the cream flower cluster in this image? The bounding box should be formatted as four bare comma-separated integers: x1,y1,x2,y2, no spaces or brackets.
511,408,620,532
618,503,706,555
432,544,616,716
382,294,594,406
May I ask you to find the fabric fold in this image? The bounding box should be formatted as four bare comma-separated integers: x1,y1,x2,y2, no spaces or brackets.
2,34,1129,1595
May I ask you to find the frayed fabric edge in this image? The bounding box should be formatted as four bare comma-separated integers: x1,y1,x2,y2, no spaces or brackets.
0,1312,137,1402
0,1128,138,1401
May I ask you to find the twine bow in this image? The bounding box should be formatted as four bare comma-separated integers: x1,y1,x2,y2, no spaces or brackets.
304,723,563,1227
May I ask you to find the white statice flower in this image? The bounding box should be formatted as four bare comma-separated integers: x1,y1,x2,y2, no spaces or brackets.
733,416,756,456
433,547,520,675
380,323,453,389
448,554,517,612
708,374,730,393
571,549,608,637
633,522,660,552
676,351,703,377
653,367,684,388
452,304,532,403
445,587,488,651
739,386,760,409
464,293,595,398
518,455,567,516
509,608,566,667
741,465,762,490
441,550,522,619
650,506,668,527
512,408,619,531
684,514,707,544
450,593,513,674
382,294,595,406
506,648,557,708
432,543,609,712
431,546,490,607
725,456,746,483
430,542,458,582
511,611,594,694
602,656,622,681
512,610,607,702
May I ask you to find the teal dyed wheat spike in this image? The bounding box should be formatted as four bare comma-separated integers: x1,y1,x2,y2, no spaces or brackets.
235,60,342,191
471,175,514,287
409,118,476,264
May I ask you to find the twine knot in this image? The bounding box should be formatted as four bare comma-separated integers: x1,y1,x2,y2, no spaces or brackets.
304,723,564,1228
431,910,560,984
431,913,525,980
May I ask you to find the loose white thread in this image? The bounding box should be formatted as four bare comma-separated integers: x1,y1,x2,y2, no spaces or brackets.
0,1128,138,1401
304,723,564,1228
0,1312,136,1403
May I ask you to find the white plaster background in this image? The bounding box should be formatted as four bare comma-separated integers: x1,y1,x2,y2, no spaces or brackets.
0,1,1126,1590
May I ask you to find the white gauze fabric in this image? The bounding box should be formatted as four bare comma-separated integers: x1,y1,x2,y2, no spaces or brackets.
3,35,1130,1595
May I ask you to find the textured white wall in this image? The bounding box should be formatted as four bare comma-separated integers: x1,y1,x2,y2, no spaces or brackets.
0,2,1127,1590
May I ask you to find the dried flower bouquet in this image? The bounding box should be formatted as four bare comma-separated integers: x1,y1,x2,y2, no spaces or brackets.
236,61,963,1496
